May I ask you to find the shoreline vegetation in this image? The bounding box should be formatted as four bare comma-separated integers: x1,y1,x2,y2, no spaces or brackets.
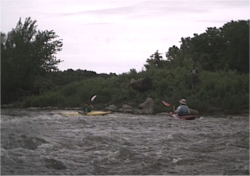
1,18,249,116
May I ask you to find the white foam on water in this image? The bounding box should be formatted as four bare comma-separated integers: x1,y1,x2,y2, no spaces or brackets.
1,147,9,157
167,134,173,139
1,110,249,175
37,143,55,150
172,157,182,163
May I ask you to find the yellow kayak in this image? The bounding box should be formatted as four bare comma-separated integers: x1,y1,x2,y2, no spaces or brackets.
61,111,112,116
81,111,111,116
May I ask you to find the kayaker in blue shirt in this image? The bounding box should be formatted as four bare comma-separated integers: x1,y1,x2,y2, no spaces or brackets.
175,99,190,116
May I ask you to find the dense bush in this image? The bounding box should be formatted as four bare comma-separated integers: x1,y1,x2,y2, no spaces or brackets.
18,67,249,114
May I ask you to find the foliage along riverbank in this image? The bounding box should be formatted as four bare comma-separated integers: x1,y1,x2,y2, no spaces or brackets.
1,18,249,115
13,67,249,115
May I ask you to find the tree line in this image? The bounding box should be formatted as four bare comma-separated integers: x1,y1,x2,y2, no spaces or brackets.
1,17,115,104
1,17,249,113
145,20,249,74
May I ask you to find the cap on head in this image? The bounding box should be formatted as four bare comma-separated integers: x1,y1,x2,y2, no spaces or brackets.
179,99,186,105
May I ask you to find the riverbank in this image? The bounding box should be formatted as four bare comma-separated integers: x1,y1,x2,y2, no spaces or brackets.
1,105,249,117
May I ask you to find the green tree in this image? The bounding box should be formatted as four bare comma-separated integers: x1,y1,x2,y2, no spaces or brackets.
1,17,63,104
144,50,169,70
165,20,249,73
221,20,249,73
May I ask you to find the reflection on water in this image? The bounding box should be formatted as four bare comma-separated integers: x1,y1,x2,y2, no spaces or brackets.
1,109,249,175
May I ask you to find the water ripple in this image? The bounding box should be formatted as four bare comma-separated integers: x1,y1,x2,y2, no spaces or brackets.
1,109,249,175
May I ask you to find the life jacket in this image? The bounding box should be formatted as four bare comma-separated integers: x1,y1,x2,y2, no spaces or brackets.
178,105,189,116
84,105,92,113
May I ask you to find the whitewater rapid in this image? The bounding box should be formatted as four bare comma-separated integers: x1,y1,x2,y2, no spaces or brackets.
1,109,249,175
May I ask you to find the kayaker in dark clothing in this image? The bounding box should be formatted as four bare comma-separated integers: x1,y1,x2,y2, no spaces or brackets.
82,103,93,114
191,65,199,89
174,99,190,116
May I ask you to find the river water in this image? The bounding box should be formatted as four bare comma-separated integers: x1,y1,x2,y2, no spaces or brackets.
1,109,249,175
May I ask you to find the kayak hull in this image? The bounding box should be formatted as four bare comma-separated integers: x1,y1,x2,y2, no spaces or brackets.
61,111,112,116
170,112,196,120
78,111,111,116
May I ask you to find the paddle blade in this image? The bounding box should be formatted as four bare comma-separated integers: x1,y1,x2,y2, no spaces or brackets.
91,95,97,101
162,100,171,107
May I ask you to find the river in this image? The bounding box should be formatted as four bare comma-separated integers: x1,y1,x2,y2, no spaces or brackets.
1,109,249,175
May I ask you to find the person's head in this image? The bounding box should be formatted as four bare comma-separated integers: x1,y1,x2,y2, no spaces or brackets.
179,99,187,105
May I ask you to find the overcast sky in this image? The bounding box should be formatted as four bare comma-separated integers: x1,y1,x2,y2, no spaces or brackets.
1,0,249,74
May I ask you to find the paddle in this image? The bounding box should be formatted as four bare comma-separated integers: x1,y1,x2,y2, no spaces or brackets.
91,95,97,102
162,100,175,112
162,100,171,107
89,95,97,109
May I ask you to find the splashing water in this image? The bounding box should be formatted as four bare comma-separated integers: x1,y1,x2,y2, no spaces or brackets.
1,109,249,175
